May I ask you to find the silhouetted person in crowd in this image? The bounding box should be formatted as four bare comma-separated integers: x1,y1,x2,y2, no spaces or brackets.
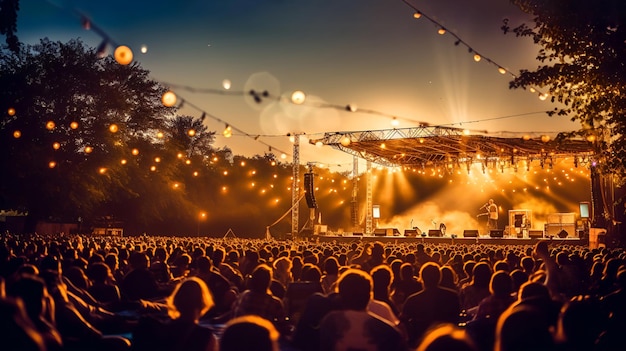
121,251,164,301
132,277,216,351
416,324,477,351
220,315,279,351
320,269,407,351
495,304,554,351
233,264,285,325
401,262,460,348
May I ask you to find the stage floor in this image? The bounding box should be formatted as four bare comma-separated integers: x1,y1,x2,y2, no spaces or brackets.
316,234,585,246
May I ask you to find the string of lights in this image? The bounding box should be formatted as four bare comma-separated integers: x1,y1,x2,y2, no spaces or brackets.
400,0,549,100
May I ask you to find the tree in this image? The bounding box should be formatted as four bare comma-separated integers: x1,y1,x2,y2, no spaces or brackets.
0,38,187,229
0,0,20,53
503,0,626,185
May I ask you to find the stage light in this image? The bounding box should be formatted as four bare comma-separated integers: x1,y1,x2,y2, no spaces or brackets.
114,45,133,65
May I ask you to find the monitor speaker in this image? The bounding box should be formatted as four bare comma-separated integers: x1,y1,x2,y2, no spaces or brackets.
404,229,419,237
489,229,504,238
529,230,543,238
374,228,387,236
463,229,479,237
428,229,442,237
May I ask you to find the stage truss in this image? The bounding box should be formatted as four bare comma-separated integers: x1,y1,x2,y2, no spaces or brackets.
309,126,595,170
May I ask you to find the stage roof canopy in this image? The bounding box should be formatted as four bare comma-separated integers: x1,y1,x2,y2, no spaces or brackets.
309,126,596,170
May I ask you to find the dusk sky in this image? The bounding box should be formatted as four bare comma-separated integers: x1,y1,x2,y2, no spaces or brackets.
17,0,581,171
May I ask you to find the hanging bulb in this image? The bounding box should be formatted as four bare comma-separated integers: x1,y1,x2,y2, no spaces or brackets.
223,125,232,138
70,121,79,129
162,91,177,107
114,45,133,65
140,45,148,54
413,12,422,19
46,121,56,130
473,54,481,62
391,117,399,126
438,28,446,35
340,136,351,146
498,67,506,74
222,79,231,90
291,90,306,104
7,107,16,116
109,124,119,133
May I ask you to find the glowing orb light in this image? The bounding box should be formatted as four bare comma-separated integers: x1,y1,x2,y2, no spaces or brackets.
46,121,56,130
13,130,21,138
291,90,306,104
131,148,139,156
121,159,127,165
70,121,79,129
340,136,351,146
84,146,93,154
7,107,16,116
114,45,133,65
222,79,231,90
156,131,164,139
188,129,196,137
52,142,60,150
162,91,177,107
109,124,119,133
541,135,551,143
48,161,57,168
140,45,148,54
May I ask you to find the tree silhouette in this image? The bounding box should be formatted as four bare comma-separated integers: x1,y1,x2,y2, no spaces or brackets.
504,0,626,186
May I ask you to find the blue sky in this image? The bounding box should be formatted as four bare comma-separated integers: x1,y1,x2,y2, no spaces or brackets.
16,0,580,169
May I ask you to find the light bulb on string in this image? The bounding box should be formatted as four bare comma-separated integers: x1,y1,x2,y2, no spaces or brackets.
340,136,351,146
114,45,133,65
13,130,21,138
70,121,79,129
109,124,118,133
539,93,549,101
473,54,481,62
46,121,56,130
413,12,422,19
280,153,287,159
140,45,148,54
162,91,177,107
222,79,231,90
188,129,196,137
52,142,60,150
7,107,15,116
223,125,232,138
291,90,306,104
438,28,446,35
498,67,506,74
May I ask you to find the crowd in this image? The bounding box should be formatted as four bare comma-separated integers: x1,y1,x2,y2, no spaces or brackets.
0,233,625,351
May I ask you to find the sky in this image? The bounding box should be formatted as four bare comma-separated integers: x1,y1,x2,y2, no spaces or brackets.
15,0,582,172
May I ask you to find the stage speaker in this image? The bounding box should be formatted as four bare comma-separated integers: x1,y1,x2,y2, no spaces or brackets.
404,229,419,237
489,229,504,238
428,229,443,237
529,230,543,238
304,173,317,208
463,229,479,238
558,229,569,238
374,228,387,236
353,232,363,236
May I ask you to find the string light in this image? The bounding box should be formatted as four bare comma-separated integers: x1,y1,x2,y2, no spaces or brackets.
162,91,177,107
70,121,79,129
114,45,133,65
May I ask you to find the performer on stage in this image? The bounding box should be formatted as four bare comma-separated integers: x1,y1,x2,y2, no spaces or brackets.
487,199,498,230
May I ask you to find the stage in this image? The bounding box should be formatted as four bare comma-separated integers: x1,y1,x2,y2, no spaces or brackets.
315,234,586,246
